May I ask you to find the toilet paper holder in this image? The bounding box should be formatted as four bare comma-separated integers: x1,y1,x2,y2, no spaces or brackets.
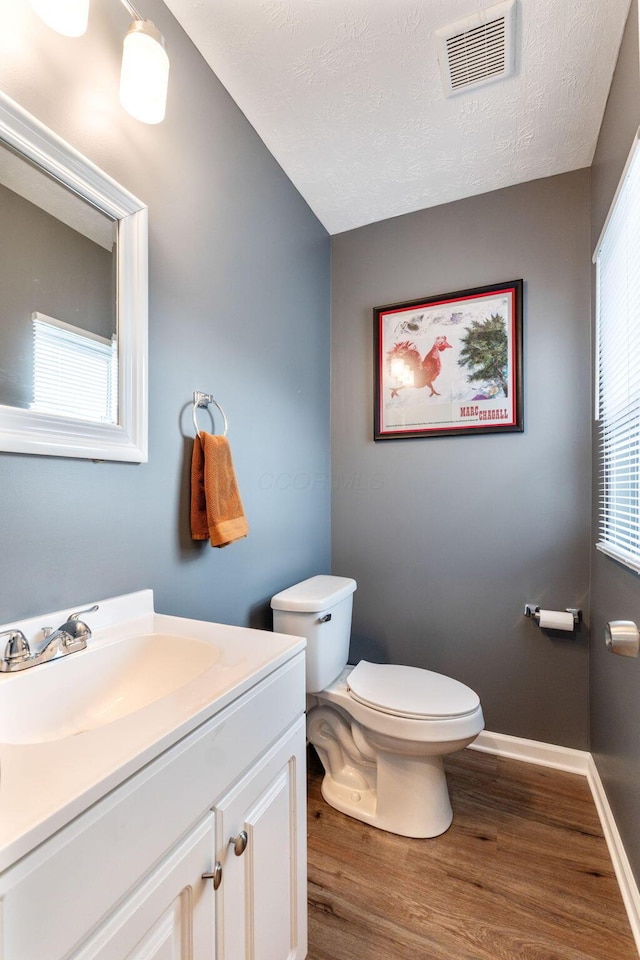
524,604,582,626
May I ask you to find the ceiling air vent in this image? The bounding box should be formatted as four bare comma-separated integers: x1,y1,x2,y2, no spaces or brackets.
436,0,517,97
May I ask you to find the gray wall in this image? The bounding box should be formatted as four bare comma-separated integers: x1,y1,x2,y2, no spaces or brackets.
0,0,330,625
332,171,592,748
0,182,114,408
590,0,640,883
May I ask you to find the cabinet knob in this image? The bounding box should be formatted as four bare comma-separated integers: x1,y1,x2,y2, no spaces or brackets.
202,861,223,890
229,830,248,856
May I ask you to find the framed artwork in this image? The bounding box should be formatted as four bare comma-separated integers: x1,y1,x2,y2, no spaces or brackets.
374,279,523,440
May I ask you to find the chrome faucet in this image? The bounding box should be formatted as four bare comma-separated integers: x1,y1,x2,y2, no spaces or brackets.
0,605,99,673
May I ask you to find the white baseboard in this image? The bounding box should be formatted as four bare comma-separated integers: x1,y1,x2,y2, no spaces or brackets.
468,730,640,956
587,756,640,954
469,729,590,774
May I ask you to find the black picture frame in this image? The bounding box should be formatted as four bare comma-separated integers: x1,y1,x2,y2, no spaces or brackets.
374,279,523,440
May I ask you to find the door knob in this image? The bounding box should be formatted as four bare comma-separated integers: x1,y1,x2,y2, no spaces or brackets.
605,621,640,657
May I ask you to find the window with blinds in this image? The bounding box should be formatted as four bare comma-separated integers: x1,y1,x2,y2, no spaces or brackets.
30,312,118,425
595,134,640,573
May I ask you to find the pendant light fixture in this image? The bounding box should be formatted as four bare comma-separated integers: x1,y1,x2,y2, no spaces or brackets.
120,18,170,124
30,0,170,125
30,0,90,37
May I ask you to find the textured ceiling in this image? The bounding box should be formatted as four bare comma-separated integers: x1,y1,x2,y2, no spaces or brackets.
163,0,632,234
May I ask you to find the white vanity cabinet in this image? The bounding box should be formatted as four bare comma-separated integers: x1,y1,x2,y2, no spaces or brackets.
215,722,306,960
71,814,217,960
0,652,307,960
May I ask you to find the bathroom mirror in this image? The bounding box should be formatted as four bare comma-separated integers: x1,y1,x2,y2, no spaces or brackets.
0,92,148,461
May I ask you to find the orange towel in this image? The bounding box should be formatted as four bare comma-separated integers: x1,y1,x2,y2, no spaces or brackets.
190,432,249,547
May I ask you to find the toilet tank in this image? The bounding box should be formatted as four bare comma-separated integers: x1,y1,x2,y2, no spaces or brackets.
271,575,357,692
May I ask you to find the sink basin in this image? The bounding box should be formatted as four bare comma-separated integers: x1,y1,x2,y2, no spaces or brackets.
0,590,307,876
0,633,220,744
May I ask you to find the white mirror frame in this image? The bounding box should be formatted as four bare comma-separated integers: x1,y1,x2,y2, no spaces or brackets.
0,92,148,462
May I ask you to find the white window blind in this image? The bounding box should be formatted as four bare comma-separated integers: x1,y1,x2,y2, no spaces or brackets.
595,134,640,573
31,313,118,425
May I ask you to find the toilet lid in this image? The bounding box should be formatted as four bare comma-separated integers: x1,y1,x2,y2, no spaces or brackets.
347,661,480,720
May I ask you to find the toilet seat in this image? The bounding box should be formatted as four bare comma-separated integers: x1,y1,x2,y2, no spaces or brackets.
316,665,484,751
347,661,480,721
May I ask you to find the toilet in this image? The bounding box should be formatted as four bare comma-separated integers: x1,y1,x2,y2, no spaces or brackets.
271,575,484,838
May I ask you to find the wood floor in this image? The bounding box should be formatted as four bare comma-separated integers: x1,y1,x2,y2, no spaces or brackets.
306,746,638,960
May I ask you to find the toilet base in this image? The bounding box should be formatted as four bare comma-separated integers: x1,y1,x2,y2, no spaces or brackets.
316,747,454,838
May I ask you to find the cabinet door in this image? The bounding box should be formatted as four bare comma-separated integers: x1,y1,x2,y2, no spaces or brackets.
70,814,216,960
215,718,307,960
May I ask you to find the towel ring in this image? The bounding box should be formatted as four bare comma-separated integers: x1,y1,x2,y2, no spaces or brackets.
192,391,228,438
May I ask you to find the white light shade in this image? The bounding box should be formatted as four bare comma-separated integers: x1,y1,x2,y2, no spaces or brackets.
120,20,169,125
30,0,89,37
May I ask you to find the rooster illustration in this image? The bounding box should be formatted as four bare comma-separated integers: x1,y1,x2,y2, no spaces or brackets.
388,336,452,398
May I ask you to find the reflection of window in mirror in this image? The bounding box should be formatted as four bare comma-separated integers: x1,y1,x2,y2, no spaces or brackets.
31,313,118,424
0,90,147,461
0,138,117,420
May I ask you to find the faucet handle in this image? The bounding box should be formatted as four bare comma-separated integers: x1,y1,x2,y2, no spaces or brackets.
0,629,31,664
67,604,99,622
60,605,98,651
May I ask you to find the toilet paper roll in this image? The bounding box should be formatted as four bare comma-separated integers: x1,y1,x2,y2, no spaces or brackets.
537,609,575,631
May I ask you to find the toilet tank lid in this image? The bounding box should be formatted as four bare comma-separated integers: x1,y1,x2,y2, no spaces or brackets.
271,575,357,612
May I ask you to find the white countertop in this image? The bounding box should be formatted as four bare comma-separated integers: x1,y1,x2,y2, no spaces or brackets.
0,590,305,873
